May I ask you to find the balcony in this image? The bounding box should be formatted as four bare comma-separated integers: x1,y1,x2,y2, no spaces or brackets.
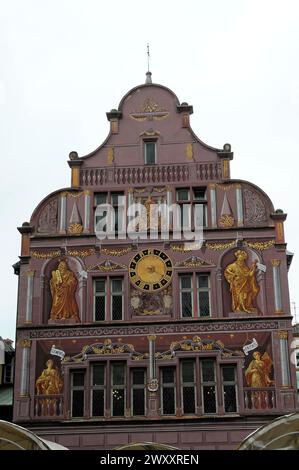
80,162,223,187
34,394,63,419
244,388,276,412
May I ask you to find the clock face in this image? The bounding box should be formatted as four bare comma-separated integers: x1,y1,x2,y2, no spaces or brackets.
129,249,173,292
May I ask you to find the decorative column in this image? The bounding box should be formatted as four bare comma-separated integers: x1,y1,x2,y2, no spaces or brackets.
177,102,193,128
17,222,33,260
83,190,91,233
25,271,35,323
59,192,67,234
20,339,31,397
147,335,159,418
209,184,217,228
217,144,234,181
278,331,291,387
106,109,122,134
68,151,83,188
271,210,287,245
235,184,244,226
272,259,283,313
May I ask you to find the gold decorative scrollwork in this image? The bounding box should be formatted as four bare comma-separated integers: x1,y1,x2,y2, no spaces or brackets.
206,241,236,251
101,246,132,256
31,250,61,259
244,240,275,251
20,339,32,348
218,214,235,228
278,330,288,340
87,260,127,271
67,248,95,257
171,243,201,253
68,223,84,234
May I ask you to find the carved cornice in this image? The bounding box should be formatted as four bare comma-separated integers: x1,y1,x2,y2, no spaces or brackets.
29,320,280,340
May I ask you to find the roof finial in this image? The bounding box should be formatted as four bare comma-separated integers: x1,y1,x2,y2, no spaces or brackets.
145,43,152,84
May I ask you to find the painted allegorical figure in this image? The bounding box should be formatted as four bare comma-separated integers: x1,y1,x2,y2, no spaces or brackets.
224,250,260,313
50,260,80,322
36,359,63,395
245,351,274,409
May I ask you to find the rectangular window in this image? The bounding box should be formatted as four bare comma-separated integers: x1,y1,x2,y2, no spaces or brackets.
197,274,211,317
193,187,207,228
180,275,193,318
94,278,124,321
161,367,176,415
132,369,146,416
111,278,124,321
4,359,13,384
111,363,125,417
181,360,196,414
176,187,207,229
144,141,156,165
71,370,85,418
94,279,106,321
91,364,105,417
94,192,125,236
296,350,299,368
222,365,237,413
201,360,217,414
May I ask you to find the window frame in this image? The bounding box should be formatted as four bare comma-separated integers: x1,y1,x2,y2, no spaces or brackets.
221,364,238,414
131,368,147,417
70,369,86,418
93,277,124,322
144,140,157,165
201,359,218,415
175,186,208,230
94,191,126,237
179,272,211,318
111,362,126,417
160,366,176,416
91,363,106,418
180,359,196,415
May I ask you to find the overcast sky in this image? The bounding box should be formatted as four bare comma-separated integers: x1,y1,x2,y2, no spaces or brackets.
1,0,299,341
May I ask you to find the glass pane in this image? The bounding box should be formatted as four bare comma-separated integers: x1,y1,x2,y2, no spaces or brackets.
112,295,123,320
296,351,299,368
176,189,189,201
72,371,85,387
162,387,175,415
112,389,125,416
182,361,194,383
132,369,145,385
112,364,125,385
112,193,124,206
181,292,193,317
145,142,156,164
222,365,235,382
183,386,195,414
162,368,175,384
224,385,237,413
92,389,104,417
93,365,105,386
198,274,209,288
112,279,123,292
180,275,192,289
201,360,215,382
72,390,84,417
95,193,107,205
198,291,210,317
203,386,216,413
133,389,145,416
193,188,206,200
95,279,106,293
95,296,105,321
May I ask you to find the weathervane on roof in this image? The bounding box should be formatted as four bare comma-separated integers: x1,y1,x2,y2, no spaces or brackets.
145,43,152,84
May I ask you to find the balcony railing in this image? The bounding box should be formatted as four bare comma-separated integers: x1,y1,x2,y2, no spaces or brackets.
80,162,223,187
34,394,64,418
244,388,276,411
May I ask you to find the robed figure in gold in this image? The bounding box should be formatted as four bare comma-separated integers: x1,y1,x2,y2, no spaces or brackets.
50,260,80,322
224,250,260,313
245,351,274,409
36,359,63,395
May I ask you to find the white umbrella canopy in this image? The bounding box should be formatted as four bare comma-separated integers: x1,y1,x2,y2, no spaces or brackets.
238,413,299,450
0,420,67,450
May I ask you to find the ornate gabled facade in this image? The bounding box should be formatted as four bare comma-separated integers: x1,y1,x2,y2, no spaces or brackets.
13,73,297,450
